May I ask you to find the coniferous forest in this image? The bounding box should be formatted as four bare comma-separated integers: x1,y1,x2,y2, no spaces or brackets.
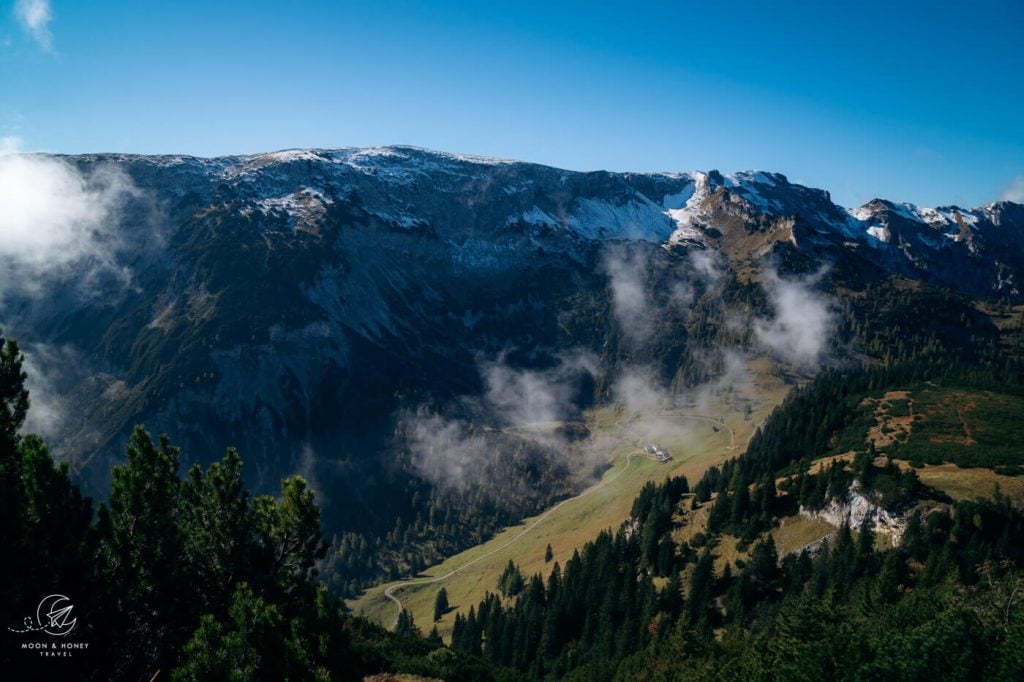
446,355,1024,680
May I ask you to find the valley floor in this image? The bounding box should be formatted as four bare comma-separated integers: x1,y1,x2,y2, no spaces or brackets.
348,362,790,638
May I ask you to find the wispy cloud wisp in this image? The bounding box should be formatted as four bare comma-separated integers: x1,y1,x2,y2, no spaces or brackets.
1001,176,1024,204
14,0,53,50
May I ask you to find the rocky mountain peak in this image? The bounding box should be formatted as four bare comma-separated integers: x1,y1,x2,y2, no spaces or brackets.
4,147,1022,502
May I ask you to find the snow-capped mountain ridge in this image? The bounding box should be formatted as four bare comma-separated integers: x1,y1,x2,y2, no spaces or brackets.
224,147,1014,247
4,145,1022,509
72,145,1014,254
94,144,1016,296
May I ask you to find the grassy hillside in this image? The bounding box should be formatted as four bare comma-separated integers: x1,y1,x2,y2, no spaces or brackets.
856,386,1024,482
912,463,1024,505
893,388,1024,466
348,362,789,637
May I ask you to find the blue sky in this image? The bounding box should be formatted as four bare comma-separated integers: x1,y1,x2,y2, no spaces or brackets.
1,0,1022,208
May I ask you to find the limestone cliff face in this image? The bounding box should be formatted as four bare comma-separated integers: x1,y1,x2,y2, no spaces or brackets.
800,482,911,547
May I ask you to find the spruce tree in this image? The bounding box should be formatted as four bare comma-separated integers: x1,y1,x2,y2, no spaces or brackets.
395,608,419,638
499,559,524,597
434,587,449,622
99,426,186,676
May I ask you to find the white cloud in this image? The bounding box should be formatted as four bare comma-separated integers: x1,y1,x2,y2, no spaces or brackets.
481,352,597,429
1001,176,1024,204
399,351,599,493
15,0,53,50
753,267,835,369
688,249,723,284
0,149,138,299
401,412,488,494
612,367,671,416
19,342,87,441
602,245,720,348
610,347,751,445
295,442,327,503
604,246,654,346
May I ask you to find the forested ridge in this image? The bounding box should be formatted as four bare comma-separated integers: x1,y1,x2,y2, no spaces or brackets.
448,386,1024,680
450,474,1024,680
441,301,1024,680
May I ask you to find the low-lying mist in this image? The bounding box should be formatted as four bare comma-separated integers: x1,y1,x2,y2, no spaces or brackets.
391,243,838,501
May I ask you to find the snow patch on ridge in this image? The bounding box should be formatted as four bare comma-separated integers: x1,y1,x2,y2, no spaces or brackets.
368,210,424,229
661,184,696,210
847,206,874,222
725,171,787,211
845,199,987,250
516,207,560,227
509,193,683,242
866,225,890,243
334,146,518,182
255,187,332,232
665,173,710,245
257,187,332,215
567,195,676,242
